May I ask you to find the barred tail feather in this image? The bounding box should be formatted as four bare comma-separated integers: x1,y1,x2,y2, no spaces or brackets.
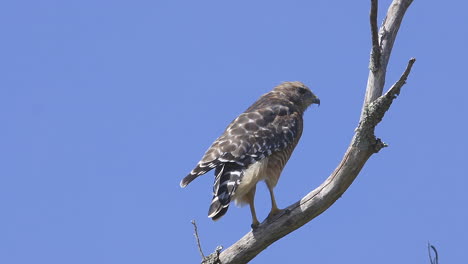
180,162,218,188
208,196,229,220
180,173,198,188
207,164,243,221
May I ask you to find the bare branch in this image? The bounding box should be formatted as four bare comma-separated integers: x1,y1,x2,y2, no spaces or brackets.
387,57,416,96
193,220,223,264
370,0,381,72
201,1,415,263
355,57,416,151
428,242,439,264
362,0,414,117
191,220,206,260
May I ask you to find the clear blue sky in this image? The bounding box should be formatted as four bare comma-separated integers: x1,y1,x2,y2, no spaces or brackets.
1,1,467,263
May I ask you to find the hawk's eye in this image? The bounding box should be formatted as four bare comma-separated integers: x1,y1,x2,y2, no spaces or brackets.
298,87,307,94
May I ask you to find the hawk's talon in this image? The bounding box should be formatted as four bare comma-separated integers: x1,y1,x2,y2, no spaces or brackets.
251,221,260,229
267,208,283,219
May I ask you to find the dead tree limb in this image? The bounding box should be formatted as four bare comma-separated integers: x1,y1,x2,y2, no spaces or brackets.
202,0,415,263
370,0,381,72
362,0,414,116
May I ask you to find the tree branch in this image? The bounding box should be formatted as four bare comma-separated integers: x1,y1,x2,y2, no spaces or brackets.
191,220,206,260
362,0,414,118
370,0,381,72
427,242,439,264
202,0,415,263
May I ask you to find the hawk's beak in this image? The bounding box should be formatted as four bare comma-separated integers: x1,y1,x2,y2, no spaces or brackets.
313,98,320,106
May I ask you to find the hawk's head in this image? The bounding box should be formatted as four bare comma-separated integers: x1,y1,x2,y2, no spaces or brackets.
274,81,320,111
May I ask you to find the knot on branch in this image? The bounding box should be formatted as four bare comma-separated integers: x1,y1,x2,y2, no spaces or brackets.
374,138,388,153
202,246,222,264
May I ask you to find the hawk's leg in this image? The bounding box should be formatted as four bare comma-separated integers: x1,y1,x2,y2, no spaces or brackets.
246,186,260,228
266,181,281,218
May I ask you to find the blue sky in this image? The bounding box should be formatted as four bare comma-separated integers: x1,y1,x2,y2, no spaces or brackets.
1,0,467,263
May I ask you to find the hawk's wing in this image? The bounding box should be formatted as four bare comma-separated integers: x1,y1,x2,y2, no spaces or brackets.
180,104,301,187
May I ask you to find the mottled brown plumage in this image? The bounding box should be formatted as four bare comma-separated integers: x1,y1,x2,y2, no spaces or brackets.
181,81,319,227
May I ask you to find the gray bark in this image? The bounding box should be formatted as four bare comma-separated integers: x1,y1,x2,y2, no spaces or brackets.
362,0,414,117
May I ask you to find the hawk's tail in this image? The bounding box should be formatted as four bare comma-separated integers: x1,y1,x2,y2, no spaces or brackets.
208,164,242,221
180,162,218,188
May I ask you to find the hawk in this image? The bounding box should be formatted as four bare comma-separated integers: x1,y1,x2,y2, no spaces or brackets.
180,81,320,228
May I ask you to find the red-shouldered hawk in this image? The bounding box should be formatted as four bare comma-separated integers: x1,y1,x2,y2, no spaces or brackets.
180,81,320,228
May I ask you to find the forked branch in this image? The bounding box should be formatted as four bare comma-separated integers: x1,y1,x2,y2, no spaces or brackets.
362,0,414,116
